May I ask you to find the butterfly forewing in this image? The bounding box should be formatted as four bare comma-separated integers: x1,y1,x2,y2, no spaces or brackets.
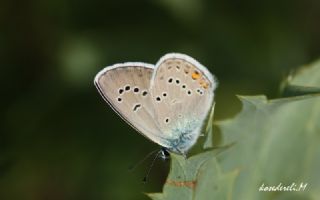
94,63,165,144
150,54,216,153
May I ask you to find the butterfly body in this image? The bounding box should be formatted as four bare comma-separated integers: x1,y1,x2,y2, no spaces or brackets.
159,117,201,154
94,53,217,156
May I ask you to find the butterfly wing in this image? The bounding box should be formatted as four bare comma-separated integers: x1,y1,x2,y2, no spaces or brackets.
94,63,167,145
150,53,217,154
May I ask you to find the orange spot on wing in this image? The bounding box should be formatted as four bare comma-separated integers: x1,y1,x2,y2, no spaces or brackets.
202,82,209,89
166,180,197,189
191,71,201,80
200,80,209,89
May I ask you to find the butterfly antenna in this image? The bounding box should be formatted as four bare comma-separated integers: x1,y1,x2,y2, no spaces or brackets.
142,150,162,183
128,149,159,172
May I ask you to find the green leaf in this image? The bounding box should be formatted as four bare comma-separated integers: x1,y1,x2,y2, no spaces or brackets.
217,59,320,199
146,151,238,200
280,59,320,97
147,59,320,200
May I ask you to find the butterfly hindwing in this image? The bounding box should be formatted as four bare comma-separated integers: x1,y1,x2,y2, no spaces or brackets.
150,53,217,153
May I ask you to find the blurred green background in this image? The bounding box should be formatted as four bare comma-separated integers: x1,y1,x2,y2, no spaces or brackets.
1,0,320,199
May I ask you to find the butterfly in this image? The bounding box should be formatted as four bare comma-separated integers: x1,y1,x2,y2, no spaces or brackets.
94,53,217,158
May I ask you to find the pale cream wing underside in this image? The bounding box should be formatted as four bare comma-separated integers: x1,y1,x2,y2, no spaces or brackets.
150,54,216,136
94,63,167,145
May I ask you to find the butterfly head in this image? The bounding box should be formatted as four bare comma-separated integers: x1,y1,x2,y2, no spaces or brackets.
159,147,170,160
